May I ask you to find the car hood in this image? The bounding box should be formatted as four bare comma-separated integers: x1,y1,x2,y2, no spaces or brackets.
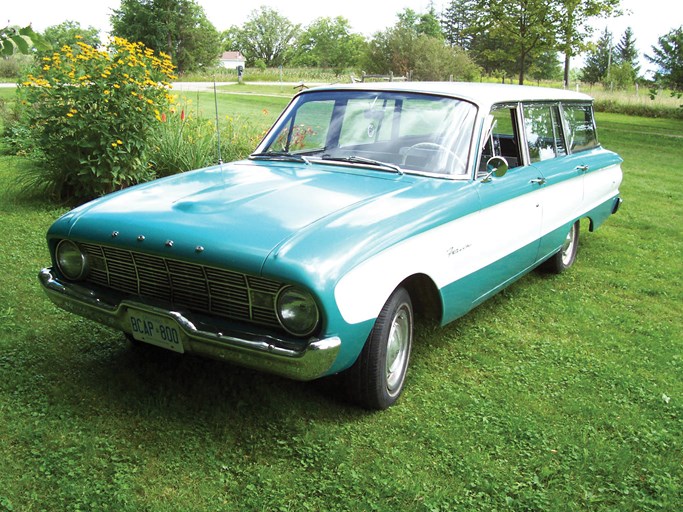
54,160,418,275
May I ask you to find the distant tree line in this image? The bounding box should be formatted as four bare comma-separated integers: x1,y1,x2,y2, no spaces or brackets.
6,0,682,94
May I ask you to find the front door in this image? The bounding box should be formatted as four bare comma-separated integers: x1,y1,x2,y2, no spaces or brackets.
470,105,544,305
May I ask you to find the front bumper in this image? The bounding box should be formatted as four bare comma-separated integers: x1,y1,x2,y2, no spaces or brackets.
38,268,341,381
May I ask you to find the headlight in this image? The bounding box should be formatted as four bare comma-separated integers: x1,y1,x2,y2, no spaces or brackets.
56,240,88,281
276,286,320,337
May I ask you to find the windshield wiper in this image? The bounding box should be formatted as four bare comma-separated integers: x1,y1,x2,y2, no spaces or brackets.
321,155,403,175
250,151,310,165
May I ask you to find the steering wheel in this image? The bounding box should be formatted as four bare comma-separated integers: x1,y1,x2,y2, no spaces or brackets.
401,142,465,173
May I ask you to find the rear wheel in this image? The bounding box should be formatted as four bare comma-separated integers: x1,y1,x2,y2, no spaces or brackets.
343,287,413,410
541,220,580,274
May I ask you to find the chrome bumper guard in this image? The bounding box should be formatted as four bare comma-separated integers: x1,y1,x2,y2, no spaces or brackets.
38,268,340,381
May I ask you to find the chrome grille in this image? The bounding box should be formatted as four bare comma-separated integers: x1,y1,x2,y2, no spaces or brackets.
80,243,282,328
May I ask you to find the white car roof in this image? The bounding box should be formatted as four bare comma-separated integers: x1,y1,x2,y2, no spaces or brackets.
307,81,593,112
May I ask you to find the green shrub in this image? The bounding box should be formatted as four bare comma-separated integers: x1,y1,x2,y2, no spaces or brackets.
0,54,34,79
18,36,176,200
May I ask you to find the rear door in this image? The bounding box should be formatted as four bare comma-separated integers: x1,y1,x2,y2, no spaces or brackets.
522,103,584,260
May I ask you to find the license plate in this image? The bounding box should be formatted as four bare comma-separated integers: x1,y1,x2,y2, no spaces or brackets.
127,310,184,353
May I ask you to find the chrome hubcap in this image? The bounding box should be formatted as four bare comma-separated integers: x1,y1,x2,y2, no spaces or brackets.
561,224,576,266
385,305,411,394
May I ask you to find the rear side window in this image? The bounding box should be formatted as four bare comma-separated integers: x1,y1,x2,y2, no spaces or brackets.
523,104,567,162
563,104,598,152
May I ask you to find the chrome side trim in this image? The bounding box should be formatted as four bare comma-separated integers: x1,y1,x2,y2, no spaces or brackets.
38,268,340,381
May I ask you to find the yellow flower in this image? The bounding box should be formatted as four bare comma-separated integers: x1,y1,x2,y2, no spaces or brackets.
67,113,74,118
111,142,117,147
113,84,120,89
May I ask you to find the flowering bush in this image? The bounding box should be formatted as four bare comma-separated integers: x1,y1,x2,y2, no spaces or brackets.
19,36,176,200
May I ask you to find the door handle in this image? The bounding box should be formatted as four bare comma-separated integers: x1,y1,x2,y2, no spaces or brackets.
576,165,589,172
530,178,546,185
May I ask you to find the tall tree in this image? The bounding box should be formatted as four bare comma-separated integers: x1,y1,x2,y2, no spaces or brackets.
396,7,443,39
365,8,478,80
233,7,299,67
580,28,613,84
467,29,517,79
472,0,560,84
555,0,621,87
441,0,475,49
42,21,100,51
529,48,563,82
292,17,366,71
613,27,639,83
416,5,444,39
616,27,638,67
646,26,683,96
111,0,222,73
221,26,241,51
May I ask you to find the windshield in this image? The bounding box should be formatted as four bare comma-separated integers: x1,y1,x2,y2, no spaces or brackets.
257,90,477,176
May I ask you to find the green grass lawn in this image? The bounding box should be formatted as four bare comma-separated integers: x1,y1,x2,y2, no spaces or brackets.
176,88,291,124
0,93,681,510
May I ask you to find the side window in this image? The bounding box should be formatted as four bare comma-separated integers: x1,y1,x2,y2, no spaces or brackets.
523,104,567,163
563,104,598,152
480,106,522,173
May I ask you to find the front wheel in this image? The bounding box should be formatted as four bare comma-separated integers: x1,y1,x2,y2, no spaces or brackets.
540,220,580,274
342,287,413,410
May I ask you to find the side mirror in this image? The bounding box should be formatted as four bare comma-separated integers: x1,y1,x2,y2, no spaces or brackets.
482,156,508,182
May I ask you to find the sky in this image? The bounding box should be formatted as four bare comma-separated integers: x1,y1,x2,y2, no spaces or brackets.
3,0,680,75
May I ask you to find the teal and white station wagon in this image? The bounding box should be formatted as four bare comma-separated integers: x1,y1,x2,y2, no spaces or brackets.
39,82,623,409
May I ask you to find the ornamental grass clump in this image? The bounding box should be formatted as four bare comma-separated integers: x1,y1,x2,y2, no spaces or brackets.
150,105,219,177
150,106,268,177
19,36,176,200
